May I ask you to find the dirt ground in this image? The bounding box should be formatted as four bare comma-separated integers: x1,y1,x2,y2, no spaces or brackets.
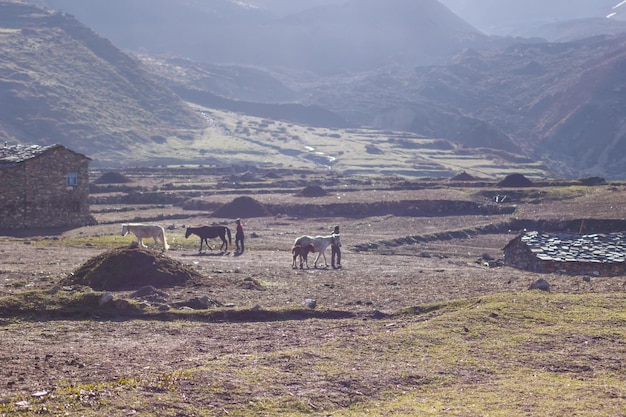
1,178,626,407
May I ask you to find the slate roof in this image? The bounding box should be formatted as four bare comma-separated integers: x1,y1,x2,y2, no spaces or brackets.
518,231,626,264
0,144,89,167
0,144,60,165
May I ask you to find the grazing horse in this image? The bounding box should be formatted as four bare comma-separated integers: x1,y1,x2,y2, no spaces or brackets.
292,243,315,269
294,234,341,268
121,223,169,251
185,226,232,252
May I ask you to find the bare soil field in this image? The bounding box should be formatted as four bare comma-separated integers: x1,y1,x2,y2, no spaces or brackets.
1,170,625,415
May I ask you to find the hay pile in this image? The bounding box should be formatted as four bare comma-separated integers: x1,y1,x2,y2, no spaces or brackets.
498,173,534,187
93,171,132,184
212,196,272,218
62,247,204,291
295,185,327,197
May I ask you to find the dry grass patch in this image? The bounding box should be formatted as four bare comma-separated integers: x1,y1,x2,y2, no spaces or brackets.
1,291,625,415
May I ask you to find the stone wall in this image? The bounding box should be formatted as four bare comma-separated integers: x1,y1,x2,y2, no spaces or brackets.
0,147,95,229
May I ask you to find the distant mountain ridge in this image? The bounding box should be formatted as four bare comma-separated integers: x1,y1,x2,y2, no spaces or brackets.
35,0,488,74
439,0,625,36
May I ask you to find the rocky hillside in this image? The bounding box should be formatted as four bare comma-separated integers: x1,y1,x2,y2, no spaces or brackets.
305,33,626,177
0,0,205,162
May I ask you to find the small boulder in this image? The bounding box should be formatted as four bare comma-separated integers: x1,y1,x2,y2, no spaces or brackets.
529,278,550,292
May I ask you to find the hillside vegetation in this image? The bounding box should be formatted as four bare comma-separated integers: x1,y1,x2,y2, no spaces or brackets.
0,0,204,159
144,107,552,178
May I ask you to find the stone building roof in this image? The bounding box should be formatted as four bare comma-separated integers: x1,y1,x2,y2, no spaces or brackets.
0,144,89,167
1,144,62,165
514,231,626,264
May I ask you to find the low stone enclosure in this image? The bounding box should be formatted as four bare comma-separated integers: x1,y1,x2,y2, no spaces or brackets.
504,230,626,276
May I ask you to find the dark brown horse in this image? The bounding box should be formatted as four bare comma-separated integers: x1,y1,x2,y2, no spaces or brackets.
185,226,232,252
292,243,315,269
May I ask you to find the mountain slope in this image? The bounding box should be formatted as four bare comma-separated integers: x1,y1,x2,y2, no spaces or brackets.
305,34,626,177
0,0,205,162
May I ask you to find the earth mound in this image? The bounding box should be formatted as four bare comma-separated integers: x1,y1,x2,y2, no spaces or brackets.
295,185,327,197
450,171,479,181
93,171,132,184
498,173,534,187
61,247,205,291
212,196,272,218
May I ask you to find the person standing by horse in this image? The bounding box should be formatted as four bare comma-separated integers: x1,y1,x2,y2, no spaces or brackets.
331,225,341,269
235,218,245,254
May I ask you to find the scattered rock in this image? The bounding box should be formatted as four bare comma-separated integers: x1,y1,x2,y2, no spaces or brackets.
47,286,61,295
173,296,222,310
302,299,316,309
237,277,265,291
371,310,388,319
99,292,114,305
529,278,550,292
113,299,134,310
131,285,169,303
131,285,168,299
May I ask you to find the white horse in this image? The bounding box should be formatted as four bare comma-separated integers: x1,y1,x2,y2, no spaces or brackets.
294,234,341,268
121,223,169,251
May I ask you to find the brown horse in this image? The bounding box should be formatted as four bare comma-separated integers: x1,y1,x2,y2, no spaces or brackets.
185,226,232,252
292,243,315,269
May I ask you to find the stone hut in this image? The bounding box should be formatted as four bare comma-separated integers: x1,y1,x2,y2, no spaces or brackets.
503,231,626,276
0,144,95,229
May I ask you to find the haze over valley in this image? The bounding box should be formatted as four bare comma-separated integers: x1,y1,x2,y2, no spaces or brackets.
3,0,626,178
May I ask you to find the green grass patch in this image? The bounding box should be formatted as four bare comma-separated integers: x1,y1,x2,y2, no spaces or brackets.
31,234,128,249
147,108,554,179
29,233,201,251
182,291,626,416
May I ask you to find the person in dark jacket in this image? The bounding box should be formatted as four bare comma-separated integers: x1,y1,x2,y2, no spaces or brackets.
235,218,245,253
331,225,341,269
